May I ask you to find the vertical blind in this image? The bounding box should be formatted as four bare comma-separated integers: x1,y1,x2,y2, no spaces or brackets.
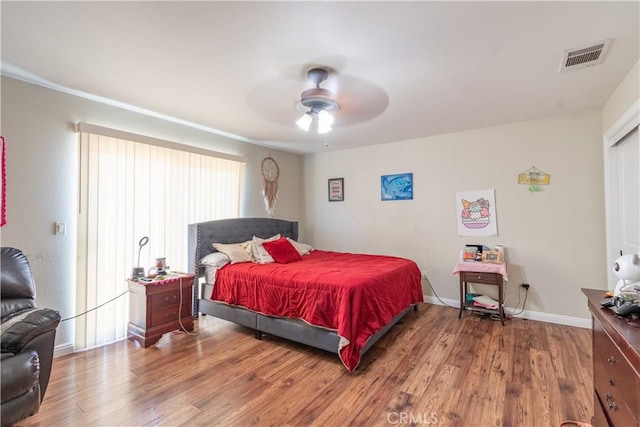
76,126,243,349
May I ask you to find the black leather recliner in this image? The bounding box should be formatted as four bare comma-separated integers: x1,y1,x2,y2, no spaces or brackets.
1,247,61,427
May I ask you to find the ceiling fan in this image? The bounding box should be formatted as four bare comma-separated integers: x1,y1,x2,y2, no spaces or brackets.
296,67,340,134
245,62,389,143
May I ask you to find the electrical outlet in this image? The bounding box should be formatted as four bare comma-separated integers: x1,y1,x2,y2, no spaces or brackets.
55,222,66,235
521,283,530,290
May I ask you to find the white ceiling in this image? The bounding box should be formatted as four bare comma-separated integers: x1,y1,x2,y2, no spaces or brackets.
2,1,639,155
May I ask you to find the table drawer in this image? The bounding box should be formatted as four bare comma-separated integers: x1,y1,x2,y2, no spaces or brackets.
594,352,637,426
151,303,191,326
461,271,499,285
593,320,637,417
150,287,192,309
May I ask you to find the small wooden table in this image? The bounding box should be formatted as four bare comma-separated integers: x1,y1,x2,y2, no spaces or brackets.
453,261,508,325
127,273,195,347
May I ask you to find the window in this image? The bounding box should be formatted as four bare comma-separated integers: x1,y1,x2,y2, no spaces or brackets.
76,124,244,349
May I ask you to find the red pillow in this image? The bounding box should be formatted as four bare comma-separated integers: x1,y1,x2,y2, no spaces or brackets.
262,237,303,264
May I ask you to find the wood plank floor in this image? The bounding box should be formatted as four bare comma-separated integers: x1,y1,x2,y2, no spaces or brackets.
19,304,593,426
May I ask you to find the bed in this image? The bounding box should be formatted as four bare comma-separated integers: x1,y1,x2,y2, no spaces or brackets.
187,217,423,371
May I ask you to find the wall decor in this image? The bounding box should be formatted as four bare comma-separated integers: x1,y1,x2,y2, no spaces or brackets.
261,156,279,217
518,166,550,192
381,173,413,201
328,178,344,202
456,189,497,236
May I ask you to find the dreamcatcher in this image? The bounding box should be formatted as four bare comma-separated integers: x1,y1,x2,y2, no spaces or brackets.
261,157,279,217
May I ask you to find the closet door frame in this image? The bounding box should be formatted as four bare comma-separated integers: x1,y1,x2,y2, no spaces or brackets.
603,100,640,289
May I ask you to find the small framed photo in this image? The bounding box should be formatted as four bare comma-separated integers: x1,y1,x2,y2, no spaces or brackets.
481,250,503,264
328,178,344,202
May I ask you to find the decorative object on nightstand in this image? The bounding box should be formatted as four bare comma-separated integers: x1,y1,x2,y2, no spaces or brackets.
130,236,149,279
453,261,508,325
261,156,279,217
155,257,167,275
481,250,503,264
127,272,195,347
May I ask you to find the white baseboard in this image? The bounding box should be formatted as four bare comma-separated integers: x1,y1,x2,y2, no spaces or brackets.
53,342,75,358
422,295,591,329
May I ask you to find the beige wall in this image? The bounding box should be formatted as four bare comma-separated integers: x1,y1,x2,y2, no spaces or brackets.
0,76,303,346
602,60,640,133
303,110,606,321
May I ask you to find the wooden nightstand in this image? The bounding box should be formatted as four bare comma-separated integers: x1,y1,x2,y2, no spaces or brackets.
453,261,508,326
127,273,195,347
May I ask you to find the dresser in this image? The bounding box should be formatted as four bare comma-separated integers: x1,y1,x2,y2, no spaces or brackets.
583,288,640,427
128,273,195,347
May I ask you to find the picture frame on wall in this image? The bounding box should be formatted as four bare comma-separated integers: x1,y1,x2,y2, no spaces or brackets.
381,172,413,201
328,178,344,202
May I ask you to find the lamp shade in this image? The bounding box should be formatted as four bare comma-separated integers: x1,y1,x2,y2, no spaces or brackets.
296,113,313,131
316,110,334,134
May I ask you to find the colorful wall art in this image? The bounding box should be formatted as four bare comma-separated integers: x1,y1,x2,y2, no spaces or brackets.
381,173,413,201
456,189,497,236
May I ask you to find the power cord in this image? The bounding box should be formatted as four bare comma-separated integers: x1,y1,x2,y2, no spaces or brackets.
423,274,458,308
61,275,198,339
176,275,197,336
424,273,529,319
508,286,529,316
60,290,129,322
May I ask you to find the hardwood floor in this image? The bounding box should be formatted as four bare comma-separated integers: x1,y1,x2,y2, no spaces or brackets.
20,304,593,426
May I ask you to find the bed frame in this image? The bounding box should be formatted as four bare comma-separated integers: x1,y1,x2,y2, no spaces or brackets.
187,217,416,359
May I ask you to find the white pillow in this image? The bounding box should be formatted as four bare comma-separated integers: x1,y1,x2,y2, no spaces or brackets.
251,234,281,264
204,265,218,285
287,238,314,256
200,252,230,269
212,241,252,264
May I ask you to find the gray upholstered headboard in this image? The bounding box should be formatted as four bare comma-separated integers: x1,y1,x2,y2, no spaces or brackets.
187,217,298,318
187,217,299,274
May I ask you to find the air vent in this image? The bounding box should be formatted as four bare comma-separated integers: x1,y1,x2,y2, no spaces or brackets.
559,39,612,73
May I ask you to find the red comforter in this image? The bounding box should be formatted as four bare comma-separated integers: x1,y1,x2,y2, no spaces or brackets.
210,250,423,371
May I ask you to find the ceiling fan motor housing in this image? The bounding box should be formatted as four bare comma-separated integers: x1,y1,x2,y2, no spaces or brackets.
300,88,339,112
299,67,340,113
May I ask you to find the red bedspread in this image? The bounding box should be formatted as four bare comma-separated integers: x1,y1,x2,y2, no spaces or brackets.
210,250,423,371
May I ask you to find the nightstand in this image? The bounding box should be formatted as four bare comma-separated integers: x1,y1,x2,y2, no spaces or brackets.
453,261,508,325
127,273,195,347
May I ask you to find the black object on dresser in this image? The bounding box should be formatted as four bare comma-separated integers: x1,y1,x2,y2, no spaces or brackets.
583,288,640,427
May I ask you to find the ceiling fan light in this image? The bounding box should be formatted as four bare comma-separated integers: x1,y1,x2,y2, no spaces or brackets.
317,111,333,134
317,109,334,126
317,123,332,134
296,112,313,131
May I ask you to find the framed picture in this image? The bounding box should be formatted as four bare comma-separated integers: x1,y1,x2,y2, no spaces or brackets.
481,250,503,264
381,173,413,201
328,178,344,202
